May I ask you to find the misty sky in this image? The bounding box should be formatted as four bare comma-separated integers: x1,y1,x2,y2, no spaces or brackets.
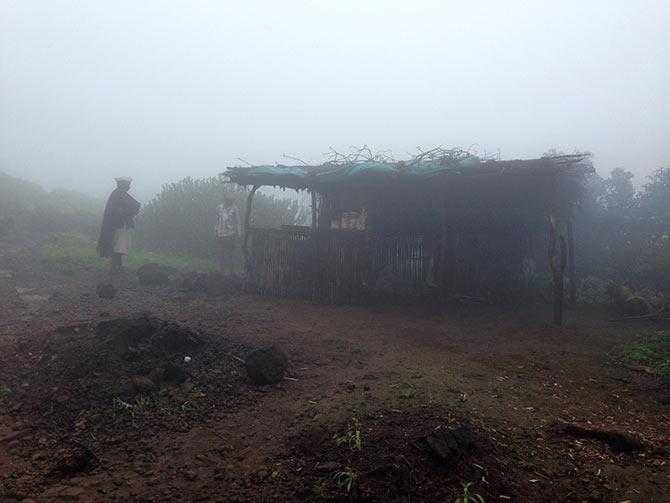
1,1,669,201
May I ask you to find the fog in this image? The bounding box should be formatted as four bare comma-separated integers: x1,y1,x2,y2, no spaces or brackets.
1,0,669,201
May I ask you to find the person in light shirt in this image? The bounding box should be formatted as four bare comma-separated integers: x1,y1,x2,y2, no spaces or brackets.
214,192,242,274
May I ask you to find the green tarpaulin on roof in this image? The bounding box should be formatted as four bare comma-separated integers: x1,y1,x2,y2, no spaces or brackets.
237,156,481,184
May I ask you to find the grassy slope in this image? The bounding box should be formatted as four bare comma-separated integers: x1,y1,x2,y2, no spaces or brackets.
37,232,218,272
0,171,103,215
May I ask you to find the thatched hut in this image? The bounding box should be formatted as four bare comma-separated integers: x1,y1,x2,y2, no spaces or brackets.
224,151,593,325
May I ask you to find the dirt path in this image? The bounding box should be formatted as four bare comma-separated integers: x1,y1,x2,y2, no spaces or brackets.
0,239,669,502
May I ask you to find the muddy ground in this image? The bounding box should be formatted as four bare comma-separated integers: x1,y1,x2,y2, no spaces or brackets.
1,238,669,502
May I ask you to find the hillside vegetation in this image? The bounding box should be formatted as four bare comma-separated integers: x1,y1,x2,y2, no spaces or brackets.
0,171,103,236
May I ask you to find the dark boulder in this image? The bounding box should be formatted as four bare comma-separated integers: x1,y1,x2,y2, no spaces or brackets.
53,444,96,475
96,283,117,299
162,363,190,384
137,263,178,286
424,426,473,463
245,347,288,385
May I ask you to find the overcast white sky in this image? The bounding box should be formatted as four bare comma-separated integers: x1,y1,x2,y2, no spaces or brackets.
1,0,669,201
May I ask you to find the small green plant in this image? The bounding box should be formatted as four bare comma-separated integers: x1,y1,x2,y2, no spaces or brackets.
333,467,358,493
456,482,484,503
390,381,416,399
334,418,362,451
134,394,152,409
609,331,670,377
312,483,328,498
112,397,133,411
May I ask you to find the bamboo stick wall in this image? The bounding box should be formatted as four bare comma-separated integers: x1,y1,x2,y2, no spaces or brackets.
246,227,428,303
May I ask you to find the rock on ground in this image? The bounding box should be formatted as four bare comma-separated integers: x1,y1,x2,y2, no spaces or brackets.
245,347,288,385
424,426,473,463
162,363,190,384
132,375,156,394
96,283,117,299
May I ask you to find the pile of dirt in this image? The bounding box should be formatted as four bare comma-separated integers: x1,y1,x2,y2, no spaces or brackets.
285,408,619,502
0,313,256,499
2,314,251,434
96,312,210,356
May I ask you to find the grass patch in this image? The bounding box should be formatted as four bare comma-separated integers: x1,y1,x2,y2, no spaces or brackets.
390,381,416,399
36,232,217,273
610,331,670,377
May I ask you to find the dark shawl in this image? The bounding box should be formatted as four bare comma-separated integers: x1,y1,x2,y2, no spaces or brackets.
97,188,141,257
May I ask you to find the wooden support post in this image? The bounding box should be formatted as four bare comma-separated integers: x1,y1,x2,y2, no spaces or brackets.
566,217,576,307
310,190,319,300
243,185,259,264
548,179,565,326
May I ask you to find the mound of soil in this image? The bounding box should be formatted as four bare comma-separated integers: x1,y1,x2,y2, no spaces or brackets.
285,408,621,502
2,314,251,439
0,313,255,500
96,312,209,355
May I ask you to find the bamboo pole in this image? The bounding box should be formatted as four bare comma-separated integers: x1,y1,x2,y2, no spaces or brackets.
548,178,564,326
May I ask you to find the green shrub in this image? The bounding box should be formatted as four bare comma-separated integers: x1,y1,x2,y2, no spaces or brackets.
609,331,670,377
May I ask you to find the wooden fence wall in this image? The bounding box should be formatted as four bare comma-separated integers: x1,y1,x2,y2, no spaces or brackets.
246,227,428,303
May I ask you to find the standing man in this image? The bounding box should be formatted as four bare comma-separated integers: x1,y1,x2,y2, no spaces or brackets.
215,192,242,274
97,177,141,274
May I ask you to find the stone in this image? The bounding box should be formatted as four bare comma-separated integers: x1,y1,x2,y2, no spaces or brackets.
59,486,84,500
245,347,288,385
184,470,198,481
54,446,96,475
162,363,190,384
425,426,473,463
131,376,156,394
95,284,117,299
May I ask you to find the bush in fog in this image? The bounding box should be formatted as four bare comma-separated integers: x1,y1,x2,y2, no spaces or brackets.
136,177,307,257
0,171,102,237
576,165,670,298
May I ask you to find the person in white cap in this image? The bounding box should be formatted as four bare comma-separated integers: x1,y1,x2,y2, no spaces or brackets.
97,177,141,274
214,192,242,274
